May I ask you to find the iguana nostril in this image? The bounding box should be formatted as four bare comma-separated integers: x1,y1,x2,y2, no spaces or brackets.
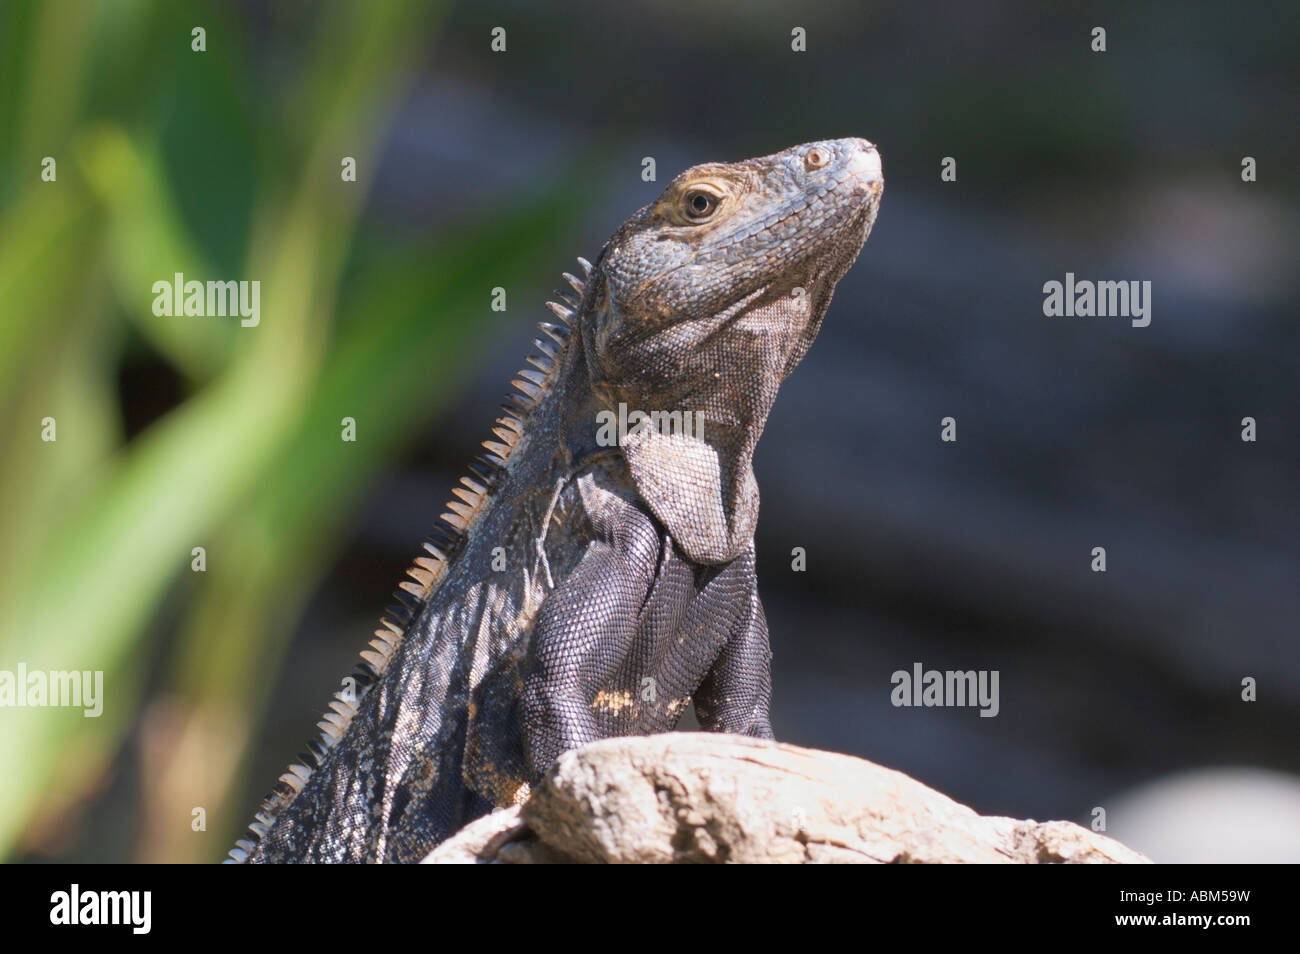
846,141,883,184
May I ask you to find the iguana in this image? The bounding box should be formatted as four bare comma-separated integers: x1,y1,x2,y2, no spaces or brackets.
230,137,884,862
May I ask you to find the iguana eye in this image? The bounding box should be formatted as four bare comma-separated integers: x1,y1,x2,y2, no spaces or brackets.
804,147,830,170
684,191,716,220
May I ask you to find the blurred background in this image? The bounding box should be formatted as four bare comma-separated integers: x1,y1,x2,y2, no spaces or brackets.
0,0,1296,863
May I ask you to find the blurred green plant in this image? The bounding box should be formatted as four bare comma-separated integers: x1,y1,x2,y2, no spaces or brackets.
0,0,585,860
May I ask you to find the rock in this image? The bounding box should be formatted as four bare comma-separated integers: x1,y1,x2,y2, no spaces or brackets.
423,733,1148,864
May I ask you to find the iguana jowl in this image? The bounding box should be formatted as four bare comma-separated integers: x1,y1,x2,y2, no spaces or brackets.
231,138,883,862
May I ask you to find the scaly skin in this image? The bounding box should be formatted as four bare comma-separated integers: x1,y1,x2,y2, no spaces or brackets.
232,138,883,862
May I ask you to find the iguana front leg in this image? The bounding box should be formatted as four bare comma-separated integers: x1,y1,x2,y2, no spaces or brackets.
691,548,775,739
520,498,664,777
522,496,775,776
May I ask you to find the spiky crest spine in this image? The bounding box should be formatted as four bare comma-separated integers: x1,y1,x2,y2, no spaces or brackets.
226,258,591,862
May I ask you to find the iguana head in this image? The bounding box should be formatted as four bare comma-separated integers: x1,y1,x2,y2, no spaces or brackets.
581,138,883,564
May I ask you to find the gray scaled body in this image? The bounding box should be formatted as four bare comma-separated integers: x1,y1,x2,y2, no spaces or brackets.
232,138,884,862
